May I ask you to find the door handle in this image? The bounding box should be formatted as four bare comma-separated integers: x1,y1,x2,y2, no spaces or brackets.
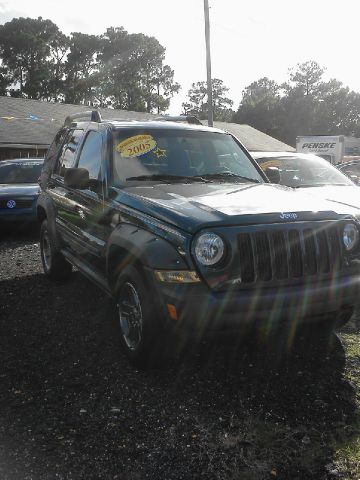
75,206,86,219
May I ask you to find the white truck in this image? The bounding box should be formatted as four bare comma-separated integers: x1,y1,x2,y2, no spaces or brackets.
296,135,360,165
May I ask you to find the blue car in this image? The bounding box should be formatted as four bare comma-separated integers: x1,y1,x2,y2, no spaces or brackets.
0,158,44,223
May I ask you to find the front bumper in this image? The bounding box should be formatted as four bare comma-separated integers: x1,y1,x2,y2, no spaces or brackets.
0,204,37,223
154,273,360,332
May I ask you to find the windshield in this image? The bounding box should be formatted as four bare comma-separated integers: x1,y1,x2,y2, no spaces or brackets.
256,154,354,188
112,129,264,185
0,161,43,184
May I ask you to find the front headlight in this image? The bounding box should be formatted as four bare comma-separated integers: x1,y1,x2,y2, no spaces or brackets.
343,223,359,251
194,232,225,266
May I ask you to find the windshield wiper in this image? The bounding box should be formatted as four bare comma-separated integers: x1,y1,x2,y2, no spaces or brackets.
194,172,260,183
126,172,261,184
125,174,208,183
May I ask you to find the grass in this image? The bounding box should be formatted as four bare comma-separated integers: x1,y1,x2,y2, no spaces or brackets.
332,317,360,479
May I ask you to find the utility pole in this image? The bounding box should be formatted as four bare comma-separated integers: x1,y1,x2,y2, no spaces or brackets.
204,0,213,127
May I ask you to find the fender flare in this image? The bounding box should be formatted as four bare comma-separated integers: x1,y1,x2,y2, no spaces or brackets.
106,224,190,288
36,192,61,249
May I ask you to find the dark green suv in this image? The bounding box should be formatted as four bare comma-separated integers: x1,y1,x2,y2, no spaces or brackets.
37,111,360,366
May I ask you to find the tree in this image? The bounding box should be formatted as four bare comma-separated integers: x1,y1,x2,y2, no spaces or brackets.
287,60,325,97
96,29,180,112
0,17,61,99
0,64,11,95
45,31,70,102
233,77,283,138
182,78,234,121
0,17,181,113
146,64,180,114
314,80,360,136
233,61,360,146
64,32,101,105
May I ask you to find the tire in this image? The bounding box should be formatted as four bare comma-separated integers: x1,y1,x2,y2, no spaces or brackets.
115,264,168,368
297,307,354,355
40,219,72,281
314,307,354,336
334,306,354,330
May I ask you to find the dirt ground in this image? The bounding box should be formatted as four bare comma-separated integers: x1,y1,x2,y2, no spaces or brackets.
0,225,359,480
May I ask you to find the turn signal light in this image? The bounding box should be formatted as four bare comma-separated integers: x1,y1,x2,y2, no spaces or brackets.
166,304,178,321
154,270,201,283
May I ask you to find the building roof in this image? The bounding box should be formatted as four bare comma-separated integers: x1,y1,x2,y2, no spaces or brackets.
0,96,294,152
211,122,295,152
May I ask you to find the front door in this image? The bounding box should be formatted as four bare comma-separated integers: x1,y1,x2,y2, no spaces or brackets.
66,129,107,275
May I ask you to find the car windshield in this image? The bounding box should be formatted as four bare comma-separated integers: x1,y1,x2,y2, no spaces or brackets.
0,161,43,184
112,128,264,185
256,154,354,188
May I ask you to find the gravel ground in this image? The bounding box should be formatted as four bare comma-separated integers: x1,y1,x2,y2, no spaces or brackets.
1,226,360,480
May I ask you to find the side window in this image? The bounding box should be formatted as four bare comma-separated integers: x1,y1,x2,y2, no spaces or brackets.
77,131,103,181
56,129,84,176
45,128,68,165
39,128,68,187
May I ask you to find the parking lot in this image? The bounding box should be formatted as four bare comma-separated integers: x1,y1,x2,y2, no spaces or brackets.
1,227,360,480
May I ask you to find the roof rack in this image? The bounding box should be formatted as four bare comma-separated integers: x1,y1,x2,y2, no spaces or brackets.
154,115,202,126
64,110,102,126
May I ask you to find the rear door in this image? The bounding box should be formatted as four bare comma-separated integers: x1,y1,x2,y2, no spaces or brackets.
49,128,84,250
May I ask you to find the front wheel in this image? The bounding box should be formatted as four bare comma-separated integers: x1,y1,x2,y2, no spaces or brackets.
40,219,72,281
115,265,168,368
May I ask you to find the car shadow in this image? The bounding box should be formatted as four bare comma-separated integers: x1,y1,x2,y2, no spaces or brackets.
0,271,358,479
0,222,39,246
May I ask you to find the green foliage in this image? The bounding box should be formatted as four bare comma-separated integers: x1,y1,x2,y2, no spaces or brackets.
233,77,283,139
234,61,360,146
182,78,234,121
64,32,101,105
0,17,61,99
95,29,180,113
287,60,326,97
0,64,11,95
0,17,180,113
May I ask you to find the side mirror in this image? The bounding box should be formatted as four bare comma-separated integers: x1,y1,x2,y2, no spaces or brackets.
64,168,89,189
265,166,281,184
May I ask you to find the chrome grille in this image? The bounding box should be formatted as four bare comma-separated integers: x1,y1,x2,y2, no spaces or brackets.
237,225,343,284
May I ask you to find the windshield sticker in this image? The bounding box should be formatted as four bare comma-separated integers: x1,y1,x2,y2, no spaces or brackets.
259,160,281,170
116,135,157,158
153,147,167,158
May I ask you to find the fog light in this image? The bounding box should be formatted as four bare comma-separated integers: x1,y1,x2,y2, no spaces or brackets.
154,270,201,283
343,223,359,251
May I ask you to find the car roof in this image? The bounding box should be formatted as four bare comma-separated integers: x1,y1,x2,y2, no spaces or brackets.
251,151,324,160
72,119,227,134
0,158,44,166
2,157,44,162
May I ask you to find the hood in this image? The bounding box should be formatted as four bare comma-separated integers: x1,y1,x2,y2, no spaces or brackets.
297,185,360,212
112,182,359,233
0,183,40,197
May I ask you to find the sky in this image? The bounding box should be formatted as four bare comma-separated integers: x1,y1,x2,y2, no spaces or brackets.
0,0,360,114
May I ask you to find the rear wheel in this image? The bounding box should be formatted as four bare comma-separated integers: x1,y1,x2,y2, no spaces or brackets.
115,265,169,368
40,219,72,281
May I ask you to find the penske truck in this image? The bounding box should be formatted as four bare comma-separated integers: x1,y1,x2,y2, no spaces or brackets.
296,135,360,164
